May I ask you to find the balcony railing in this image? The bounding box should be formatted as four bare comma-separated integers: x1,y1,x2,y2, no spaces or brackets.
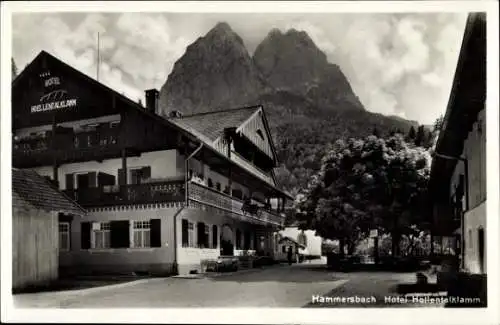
13,130,119,155
13,130,121,167
188,182,284,226
230,151,274,186
63,180,185,207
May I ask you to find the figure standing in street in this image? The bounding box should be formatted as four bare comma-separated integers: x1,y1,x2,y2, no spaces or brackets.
287,246,293,265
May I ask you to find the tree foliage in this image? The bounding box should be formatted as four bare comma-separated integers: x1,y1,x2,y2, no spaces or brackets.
295,134,431,256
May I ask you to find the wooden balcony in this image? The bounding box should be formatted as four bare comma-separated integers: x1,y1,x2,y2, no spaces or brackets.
63,180,185,207
61,179,282,226
13,130,121,167
187,181,284,226
230,151,274,186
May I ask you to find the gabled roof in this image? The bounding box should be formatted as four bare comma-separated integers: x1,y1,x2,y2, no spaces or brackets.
278,236,306,248
169,106,259,142
13,51,292,199
429,13,486,199
12,169,86,215
13,50,143,112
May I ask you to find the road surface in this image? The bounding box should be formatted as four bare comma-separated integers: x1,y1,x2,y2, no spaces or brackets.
14,259,435,308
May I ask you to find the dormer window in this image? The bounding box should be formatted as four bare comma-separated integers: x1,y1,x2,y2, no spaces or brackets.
256,129,265,141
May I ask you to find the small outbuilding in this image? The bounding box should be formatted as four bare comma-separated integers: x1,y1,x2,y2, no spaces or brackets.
12,168,85,291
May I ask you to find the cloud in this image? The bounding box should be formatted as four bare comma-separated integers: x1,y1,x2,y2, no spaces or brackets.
12,12,467,124
300,13,467,124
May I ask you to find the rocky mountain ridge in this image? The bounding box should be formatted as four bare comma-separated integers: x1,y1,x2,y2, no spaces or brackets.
158,22,422,192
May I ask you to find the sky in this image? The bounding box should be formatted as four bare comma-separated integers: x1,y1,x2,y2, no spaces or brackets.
12,12,468,125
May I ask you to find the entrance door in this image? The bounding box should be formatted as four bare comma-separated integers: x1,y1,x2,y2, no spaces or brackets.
478,228,485,273
220,224,234,256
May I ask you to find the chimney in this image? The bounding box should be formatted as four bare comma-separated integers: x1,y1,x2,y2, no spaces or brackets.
145,89,159,114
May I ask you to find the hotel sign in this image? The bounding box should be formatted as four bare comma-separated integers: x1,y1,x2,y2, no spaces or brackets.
30,72,78,114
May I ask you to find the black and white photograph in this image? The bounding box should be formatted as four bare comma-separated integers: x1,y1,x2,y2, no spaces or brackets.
1,1,498,324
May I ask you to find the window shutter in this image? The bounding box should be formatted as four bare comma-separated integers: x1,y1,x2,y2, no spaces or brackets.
66,174,74,190
150,219,161,247
181,219,189,247
110,220,130,248
212,225,218,249
197,222,205,248
118,168,126,185
81,222,91,249
88,172,97,188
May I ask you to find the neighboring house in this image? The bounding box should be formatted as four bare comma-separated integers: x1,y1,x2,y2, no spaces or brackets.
276,227,323,257
429,13,486,275
274,236,305,262
12,51,293,276
12,168,85,291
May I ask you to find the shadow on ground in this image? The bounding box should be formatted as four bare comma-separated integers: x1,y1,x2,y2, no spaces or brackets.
12,275,145,294
209,263,345,283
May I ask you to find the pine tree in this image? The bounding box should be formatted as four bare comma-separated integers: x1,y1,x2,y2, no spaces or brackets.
433,115,444,132
414,125,425,147
424,130,434,148
406,126,416,141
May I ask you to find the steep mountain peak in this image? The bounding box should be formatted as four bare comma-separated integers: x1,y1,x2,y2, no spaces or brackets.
267,28,283,38
285,28,309,38
212,21,232,33
204,21,245,46
253,28,328,93
159,22,265,116
253,27,363,111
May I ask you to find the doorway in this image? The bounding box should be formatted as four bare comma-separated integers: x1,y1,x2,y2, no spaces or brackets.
478,227,485,273
220,224,234,256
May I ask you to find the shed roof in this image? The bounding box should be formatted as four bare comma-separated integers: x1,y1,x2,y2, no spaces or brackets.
12,169,86,215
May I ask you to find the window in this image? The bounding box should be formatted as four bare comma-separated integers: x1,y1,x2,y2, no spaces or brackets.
188,222,194,247
205,225,210,248
256,129,265,141
133,221,151,248
182,219,189,247
182,219,195,247
59,222,70,251
110,121,120,128
216,182,221,191
282,245,287,253
197,222,209,248
91,222,111,249
468,229,473,249
208,178,213,188
129,166,151,184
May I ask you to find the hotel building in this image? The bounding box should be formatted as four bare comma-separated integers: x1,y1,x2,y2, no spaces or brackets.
12,50,292,276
